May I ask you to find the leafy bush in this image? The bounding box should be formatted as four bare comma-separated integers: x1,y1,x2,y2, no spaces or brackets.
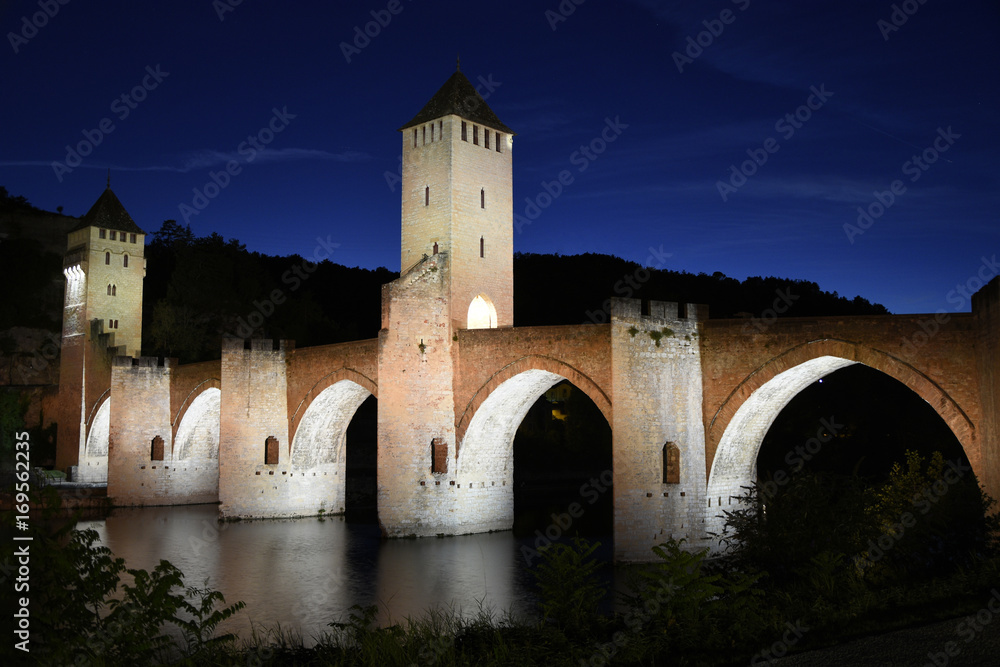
529,537,606,636
2,487,244,665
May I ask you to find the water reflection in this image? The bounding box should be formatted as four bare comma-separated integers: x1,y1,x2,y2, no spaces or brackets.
80,504,538,643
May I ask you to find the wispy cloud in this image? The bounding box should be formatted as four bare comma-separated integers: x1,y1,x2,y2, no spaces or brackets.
0,148,370,174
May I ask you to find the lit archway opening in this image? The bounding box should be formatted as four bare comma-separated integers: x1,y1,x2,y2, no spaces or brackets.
467,294,497,330
291,380,372,469
174,388,220,461
86,399,110,458
705,356,857,548
456,369,612,538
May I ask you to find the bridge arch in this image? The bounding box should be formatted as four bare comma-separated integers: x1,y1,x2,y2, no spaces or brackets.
172,378,221,442
173,387,220,461
290,371,376,469
705,339,978,547
85,395,110,458
289,367,377,447
454,358,612,532
456,355,611,448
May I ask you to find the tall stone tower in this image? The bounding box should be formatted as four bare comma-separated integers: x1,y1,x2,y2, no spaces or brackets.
56,185,146,477
378,67,516,536
398,65,515,330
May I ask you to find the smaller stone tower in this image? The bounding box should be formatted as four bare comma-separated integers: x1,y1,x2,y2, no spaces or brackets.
56,184,146,475
62,185,146,356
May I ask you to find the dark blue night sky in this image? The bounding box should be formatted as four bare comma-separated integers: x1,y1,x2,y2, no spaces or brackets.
3,0,997,313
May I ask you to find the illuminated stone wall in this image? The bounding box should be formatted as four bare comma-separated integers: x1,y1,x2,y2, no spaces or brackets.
401,114,514,330
610,298,709,561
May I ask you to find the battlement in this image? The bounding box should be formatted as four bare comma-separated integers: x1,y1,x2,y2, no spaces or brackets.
611,298,709,322
221,338,295,353
112,355,176,369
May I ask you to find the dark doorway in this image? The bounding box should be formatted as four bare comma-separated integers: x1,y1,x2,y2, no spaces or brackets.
344,395,378,523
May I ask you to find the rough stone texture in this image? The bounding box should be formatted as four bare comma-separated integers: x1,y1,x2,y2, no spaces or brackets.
401,114,513,330
973,277,999,504
56,201,145,475
699,306,993,549
57,320,119,481
453,324,612,444
610,298,709,560
107,357,218,505
219,339,299,518
377,253,461,536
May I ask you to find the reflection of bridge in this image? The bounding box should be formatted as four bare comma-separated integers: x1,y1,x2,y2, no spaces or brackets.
54,69,1000,561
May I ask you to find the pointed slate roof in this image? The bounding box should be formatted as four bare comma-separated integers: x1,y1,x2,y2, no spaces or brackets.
71,187,145,234
400,70,514,135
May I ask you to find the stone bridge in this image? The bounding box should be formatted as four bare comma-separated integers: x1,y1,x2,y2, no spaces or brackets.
55,68,1000,561
86,276,998,561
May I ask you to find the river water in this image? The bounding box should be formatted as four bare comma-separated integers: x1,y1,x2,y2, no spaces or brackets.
79,503,621,644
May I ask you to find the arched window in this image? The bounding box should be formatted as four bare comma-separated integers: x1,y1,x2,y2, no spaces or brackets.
480,188,485,209
480,236,485,258
265,436,279,464
150,436,164,461
425,186,429,206
112,285,116,296
105,251,110,265
467,294,497,329
663,442,680,484
123,254,129,268
107,284,112,296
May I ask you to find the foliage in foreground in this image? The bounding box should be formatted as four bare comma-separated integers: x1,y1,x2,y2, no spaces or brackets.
4,448,998,666
1,486,244,665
